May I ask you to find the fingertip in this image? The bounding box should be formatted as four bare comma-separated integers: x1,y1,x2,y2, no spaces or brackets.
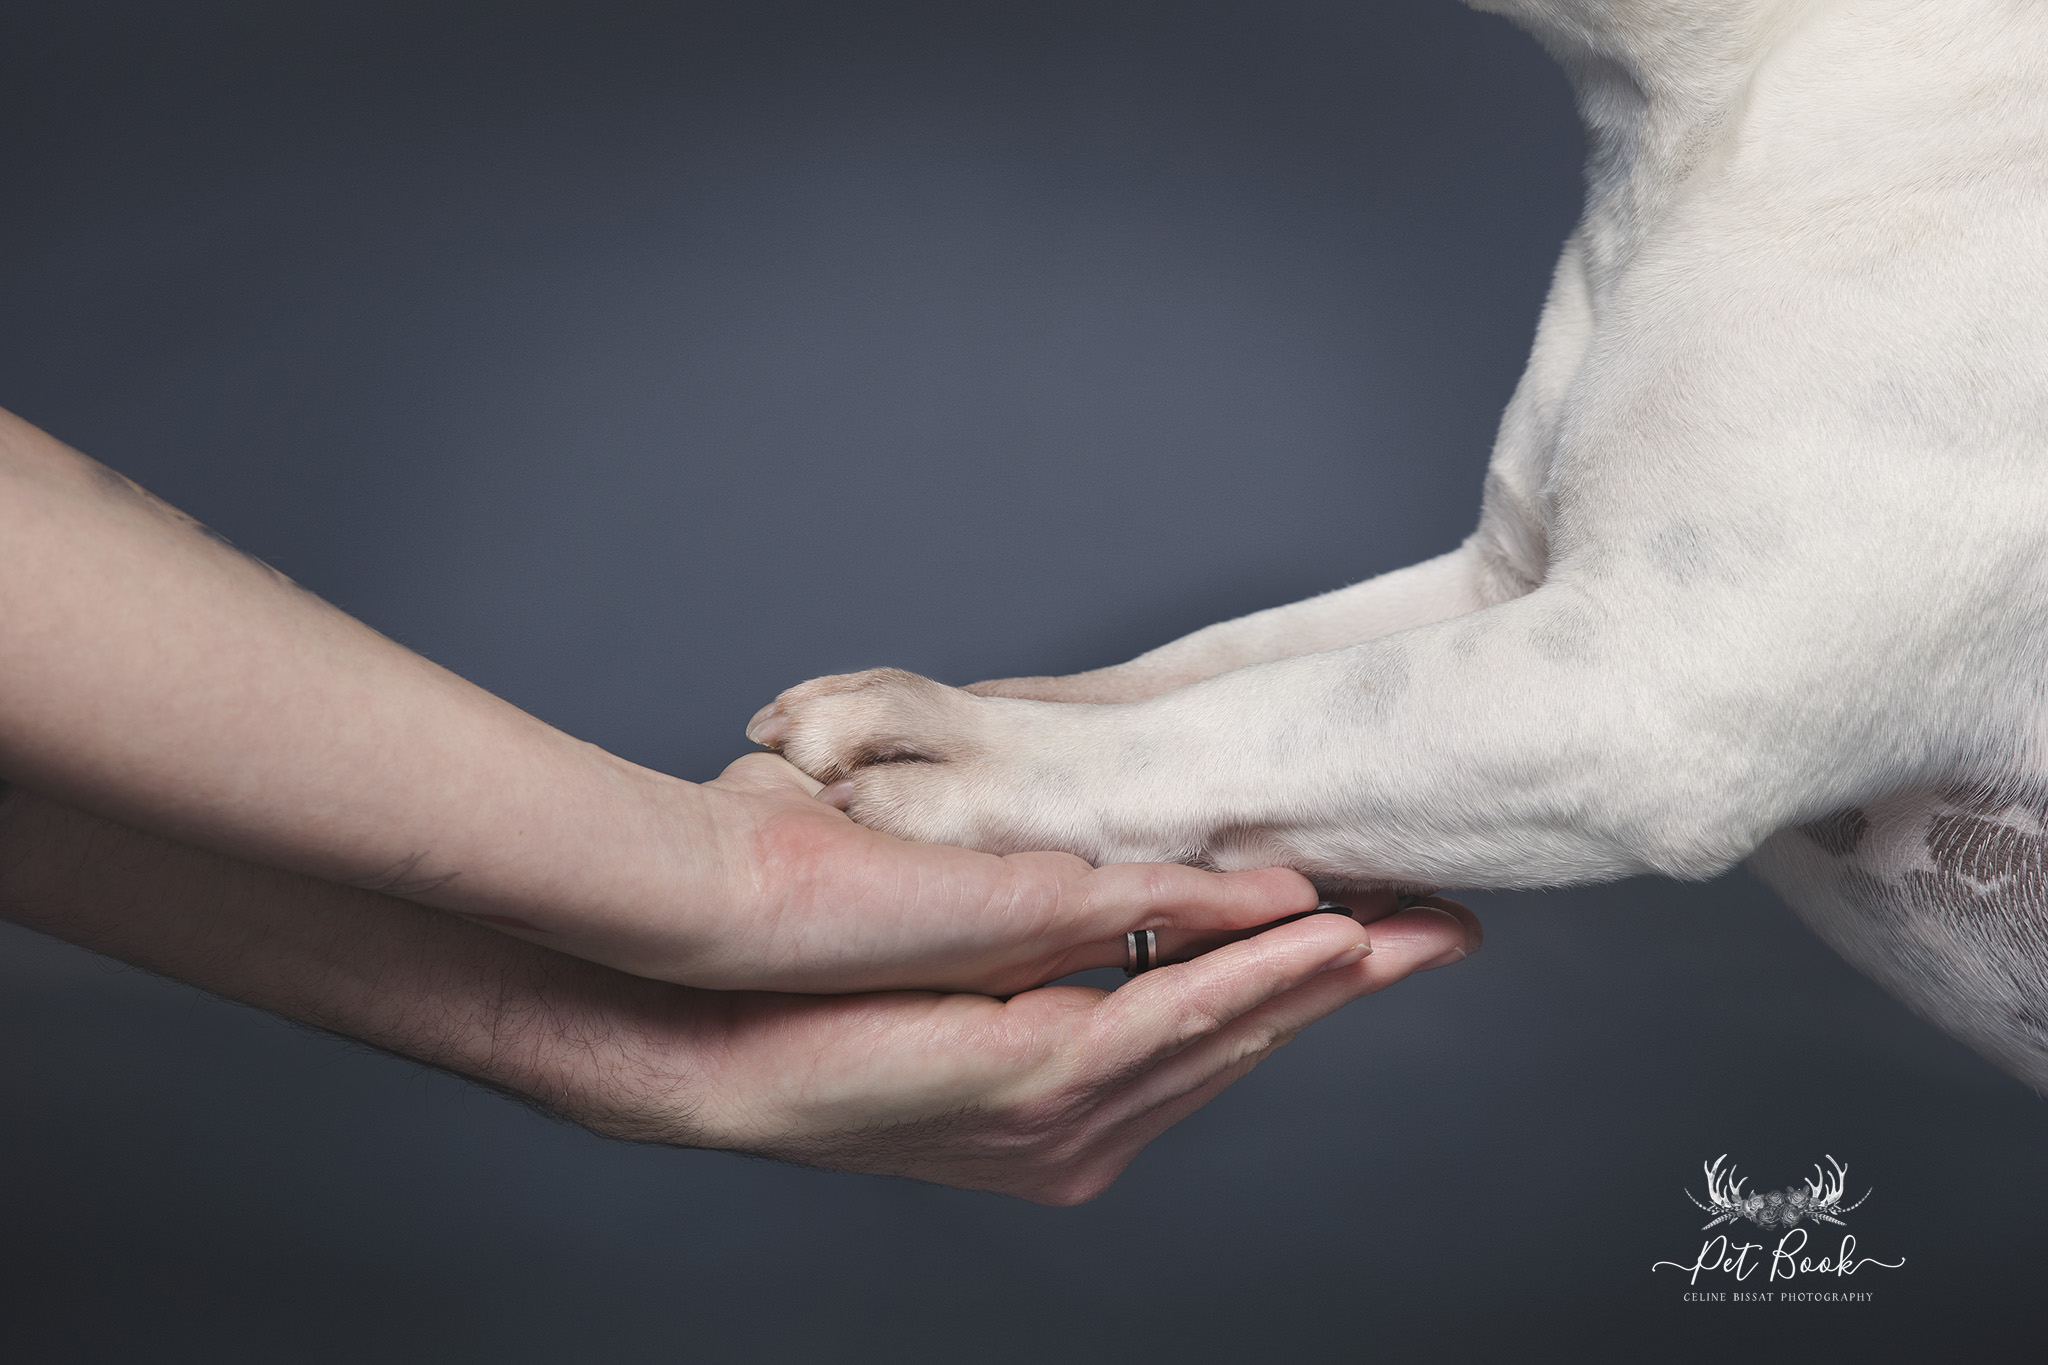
1247,911,1382,977
1352,897,1483,975
1415,896,1482,957
1092,861,1308,933
1219,865,1320,917
1239,865,1318,897
1113,914,1373,1036
1316,938,1374,973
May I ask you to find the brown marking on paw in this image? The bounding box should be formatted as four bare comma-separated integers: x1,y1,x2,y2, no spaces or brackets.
1798,807,1869,858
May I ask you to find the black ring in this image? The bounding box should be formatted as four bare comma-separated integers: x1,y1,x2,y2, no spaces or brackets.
1124,929,1157,977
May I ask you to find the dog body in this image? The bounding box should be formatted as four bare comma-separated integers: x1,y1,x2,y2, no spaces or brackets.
751,0,2048,1085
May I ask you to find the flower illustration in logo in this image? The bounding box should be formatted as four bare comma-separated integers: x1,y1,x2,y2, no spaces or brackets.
1688,1155,1872,1231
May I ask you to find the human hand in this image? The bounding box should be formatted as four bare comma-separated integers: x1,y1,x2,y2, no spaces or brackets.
579,898,1481,1202
0,787,1478,1203
598,750,1415,995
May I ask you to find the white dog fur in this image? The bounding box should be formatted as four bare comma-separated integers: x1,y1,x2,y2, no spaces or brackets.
749,0,2048,1087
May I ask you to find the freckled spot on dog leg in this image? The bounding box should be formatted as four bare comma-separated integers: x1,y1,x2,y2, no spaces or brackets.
1354,647,1410,718
1798,807,1869,858
1264,728,1311,768
1024,760,1081,803
1646,520,1714,585
1113,732,1158,777
1445,607,1502,660
1926,813,2048,883
1528,605,1598,665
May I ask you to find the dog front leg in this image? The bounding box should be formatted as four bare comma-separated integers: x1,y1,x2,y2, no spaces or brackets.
751,580,1840,890
967,543,1498,703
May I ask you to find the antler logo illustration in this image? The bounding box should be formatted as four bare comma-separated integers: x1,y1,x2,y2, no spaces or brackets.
1687,1155,1873,1232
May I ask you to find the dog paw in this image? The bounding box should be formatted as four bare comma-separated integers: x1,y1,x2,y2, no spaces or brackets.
747,668,1029,847
747,668,971,779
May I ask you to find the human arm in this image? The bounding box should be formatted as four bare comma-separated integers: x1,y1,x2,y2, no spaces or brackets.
0,406,1320,991
0,784,1480,1202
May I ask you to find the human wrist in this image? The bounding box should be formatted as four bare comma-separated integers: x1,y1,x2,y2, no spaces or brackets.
416,746,736,985
531,757,830,990
422,933,714,1146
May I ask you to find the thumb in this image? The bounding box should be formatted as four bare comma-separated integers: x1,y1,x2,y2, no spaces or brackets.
1072,861,1321,937
712,751,829,800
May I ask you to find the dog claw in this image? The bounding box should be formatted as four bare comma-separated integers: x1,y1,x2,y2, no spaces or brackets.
746,704,789,748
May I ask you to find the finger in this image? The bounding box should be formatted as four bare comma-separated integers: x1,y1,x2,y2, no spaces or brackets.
1094,914,1374,1073
1364,895,1482,971
984,922,1372,1203
1101,900,1480,1121
1034,862,1321,976
711,750,828,800
1157,887,1410,952
1146,905,1365,975
1043,876,1420,982
1079,861,1321,934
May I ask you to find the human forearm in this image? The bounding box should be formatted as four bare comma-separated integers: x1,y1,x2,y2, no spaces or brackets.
0,407,721,957
0,783,696,1135
0,408,1337,994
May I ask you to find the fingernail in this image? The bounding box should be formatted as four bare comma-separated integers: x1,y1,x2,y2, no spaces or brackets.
819,780,855,809
1319,939,1373,972
746,705,789,748
1424,904,1478,947
1417,905,1478,970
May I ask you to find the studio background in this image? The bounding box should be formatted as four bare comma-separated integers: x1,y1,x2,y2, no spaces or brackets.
0,1,2039,1360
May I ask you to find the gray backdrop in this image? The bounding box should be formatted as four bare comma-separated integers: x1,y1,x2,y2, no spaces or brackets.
1,2,2040,1360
